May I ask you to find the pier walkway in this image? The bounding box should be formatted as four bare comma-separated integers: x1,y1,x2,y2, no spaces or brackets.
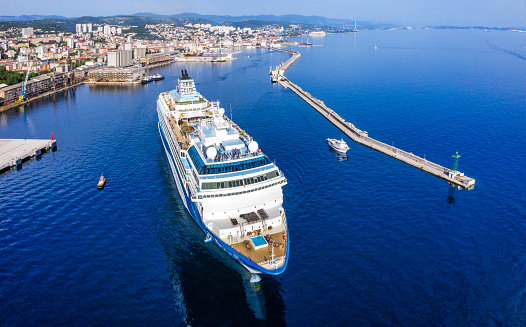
0,139,57,175
272,52,475,189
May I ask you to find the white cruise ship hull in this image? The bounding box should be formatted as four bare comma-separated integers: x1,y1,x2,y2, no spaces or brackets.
158,120,289,275
156,71,288,277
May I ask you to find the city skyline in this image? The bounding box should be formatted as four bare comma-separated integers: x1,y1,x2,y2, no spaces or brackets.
0,0,524,27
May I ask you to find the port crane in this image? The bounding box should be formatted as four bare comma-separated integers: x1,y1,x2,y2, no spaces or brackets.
19,63,31,102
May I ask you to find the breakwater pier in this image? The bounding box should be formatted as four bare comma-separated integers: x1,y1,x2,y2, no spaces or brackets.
0,138,57,175
272,51,475,189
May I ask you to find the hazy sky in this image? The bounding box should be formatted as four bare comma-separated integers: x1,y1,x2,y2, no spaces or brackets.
0,0,524,26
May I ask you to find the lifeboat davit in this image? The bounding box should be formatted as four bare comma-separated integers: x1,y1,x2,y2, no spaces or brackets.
97,175,106,189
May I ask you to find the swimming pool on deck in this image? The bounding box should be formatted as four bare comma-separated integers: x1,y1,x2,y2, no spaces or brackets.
250,236,268,250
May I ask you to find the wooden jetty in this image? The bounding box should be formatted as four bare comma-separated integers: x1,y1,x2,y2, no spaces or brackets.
271,52,475,189
0,139,57,175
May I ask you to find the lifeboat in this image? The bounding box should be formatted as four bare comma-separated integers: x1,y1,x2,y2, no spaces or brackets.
97,175,106,189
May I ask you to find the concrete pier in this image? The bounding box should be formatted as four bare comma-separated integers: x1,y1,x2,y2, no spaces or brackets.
272,52,475,189
0,139,57,175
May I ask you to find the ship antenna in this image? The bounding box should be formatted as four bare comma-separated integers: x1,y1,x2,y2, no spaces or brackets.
230,101,232,121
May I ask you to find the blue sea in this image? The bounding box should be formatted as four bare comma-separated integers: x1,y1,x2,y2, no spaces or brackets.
1,29,525,326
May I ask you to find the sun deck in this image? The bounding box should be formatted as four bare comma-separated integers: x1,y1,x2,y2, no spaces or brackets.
166,116,191,149
230,231,287,266
205,206,287,268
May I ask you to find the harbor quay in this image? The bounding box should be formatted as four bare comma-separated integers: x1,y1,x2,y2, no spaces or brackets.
0,138,57,175
272,51,475,189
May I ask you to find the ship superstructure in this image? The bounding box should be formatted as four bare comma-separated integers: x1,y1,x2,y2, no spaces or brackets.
157,70,289,279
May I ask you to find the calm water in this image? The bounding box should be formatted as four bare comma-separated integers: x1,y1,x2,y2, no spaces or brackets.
1,30,525,326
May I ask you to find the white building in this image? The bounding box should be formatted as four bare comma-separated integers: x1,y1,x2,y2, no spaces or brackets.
82,24,88,33
133,47,146,59
21,27,34,38
19,47,31,55
36,45,46,55
107,50,132,67
67,37,76,49
87,23,93,33
104,25,111,37
76,24,82,34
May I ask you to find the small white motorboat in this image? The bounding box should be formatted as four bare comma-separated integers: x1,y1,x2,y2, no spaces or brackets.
326,138,349,153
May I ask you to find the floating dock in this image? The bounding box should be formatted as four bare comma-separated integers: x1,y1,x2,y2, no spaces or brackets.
271,52,475,189
0,139,57,175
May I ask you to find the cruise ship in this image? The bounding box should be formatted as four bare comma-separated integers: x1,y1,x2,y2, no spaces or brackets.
308,30,326,36
157,70,289,282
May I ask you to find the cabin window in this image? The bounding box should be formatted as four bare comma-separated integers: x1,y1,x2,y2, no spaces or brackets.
200,169,280,190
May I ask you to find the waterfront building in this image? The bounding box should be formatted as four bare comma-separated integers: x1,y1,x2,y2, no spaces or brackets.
133,48,146,60
145,53,171,65
0,72,70,103
87,67,142,82
107,50,132,67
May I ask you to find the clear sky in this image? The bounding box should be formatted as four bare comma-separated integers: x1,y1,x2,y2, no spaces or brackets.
0,0,524,27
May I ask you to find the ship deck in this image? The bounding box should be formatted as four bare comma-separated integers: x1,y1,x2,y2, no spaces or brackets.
230,231,287,265
166,116,191,149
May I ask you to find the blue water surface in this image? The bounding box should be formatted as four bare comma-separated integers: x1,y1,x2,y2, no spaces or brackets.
1,29,525,326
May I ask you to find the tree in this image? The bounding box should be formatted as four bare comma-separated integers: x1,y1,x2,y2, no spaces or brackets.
7,74,19,85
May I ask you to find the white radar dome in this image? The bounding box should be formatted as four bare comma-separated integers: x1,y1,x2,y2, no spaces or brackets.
218,108,225,116
248,141,259,153
206,147,217,159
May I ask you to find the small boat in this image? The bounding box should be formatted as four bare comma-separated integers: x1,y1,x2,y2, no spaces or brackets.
326,138,350,153
184,51,204,57
141,76,152,84
97,175,106,189
151,74,164,81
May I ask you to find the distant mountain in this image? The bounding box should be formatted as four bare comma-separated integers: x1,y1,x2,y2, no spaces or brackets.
0,12,398,29
0,15,69,22
66,16,217,28
0,16,219,33
0,13,406,33
222,20,308,29
131,13,386,29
